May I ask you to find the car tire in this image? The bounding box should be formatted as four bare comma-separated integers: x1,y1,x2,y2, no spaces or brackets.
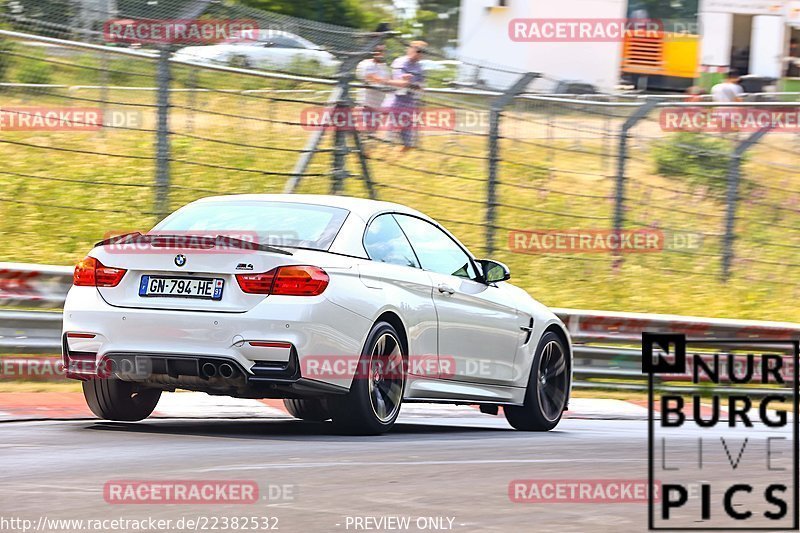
283,398,330,422
329,321,406,435
504,331,569,431
82,377,161,422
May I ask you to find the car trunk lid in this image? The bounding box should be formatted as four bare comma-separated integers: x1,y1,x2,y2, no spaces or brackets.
91,234,297,313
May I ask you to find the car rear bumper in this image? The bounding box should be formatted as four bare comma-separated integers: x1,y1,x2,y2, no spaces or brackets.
62,286,371,395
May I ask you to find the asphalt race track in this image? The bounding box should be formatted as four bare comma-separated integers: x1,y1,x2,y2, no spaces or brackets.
0,409,793,533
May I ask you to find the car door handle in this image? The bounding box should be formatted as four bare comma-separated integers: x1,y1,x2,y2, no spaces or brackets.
437,284,455,295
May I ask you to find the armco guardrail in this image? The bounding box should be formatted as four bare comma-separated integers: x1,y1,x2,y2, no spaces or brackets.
1,264,798,392
0,262,74,308
0,311,63,354
555,309,799,395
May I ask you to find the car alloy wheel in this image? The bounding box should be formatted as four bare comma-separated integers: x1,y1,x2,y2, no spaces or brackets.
329,321,406,435
536,339,568,423
367,332,405,423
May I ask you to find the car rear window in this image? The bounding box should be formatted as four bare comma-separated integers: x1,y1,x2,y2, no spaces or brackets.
153,201,349,251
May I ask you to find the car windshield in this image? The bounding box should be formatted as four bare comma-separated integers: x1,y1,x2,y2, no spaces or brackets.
152,201,349,251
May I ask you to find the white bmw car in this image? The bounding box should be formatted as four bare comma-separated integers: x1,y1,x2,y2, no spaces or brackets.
62,195,572,434
172,30,338,72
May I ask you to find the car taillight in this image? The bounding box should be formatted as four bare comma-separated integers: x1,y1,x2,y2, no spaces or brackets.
235,270,276,294
273,266,329,296
236,266,329,296
73,257,127,287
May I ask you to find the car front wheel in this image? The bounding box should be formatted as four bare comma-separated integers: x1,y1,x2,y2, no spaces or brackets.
329,321,406,435
504,331,569,431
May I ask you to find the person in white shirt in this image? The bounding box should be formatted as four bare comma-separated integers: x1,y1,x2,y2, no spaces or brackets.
356,44,390,108
710,70,745,134
710,71,744,102
356,44,391,138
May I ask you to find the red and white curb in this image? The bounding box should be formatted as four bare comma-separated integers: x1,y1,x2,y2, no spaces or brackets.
0,391,650,422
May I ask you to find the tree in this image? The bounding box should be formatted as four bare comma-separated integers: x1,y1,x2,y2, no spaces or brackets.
235,0,390,30
627,0,698,20
415,0,459,51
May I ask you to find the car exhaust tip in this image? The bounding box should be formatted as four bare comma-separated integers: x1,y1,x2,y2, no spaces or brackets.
219,363,236,379
201,362,218,378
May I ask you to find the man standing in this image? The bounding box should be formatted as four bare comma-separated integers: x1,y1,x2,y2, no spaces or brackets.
710,70,744,134
385,40,428,152
710,70,743,102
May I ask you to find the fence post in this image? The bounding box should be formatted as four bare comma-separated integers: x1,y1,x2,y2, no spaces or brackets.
153,0,213,218
485,72,538,256
153,46,171,219
612,99,658,268
331,70,355,195
721,127,770,281
185,68,198,133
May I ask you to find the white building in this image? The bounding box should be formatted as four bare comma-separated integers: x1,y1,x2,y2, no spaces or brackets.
699,0,800,80
456,0,627,92
393,0,419,21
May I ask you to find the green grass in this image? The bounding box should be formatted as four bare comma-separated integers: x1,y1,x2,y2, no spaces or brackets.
1,46,800,322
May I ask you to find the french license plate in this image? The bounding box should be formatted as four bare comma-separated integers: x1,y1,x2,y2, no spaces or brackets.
138,275,224,300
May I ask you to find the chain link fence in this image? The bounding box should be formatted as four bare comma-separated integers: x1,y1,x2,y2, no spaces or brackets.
1,0,799,320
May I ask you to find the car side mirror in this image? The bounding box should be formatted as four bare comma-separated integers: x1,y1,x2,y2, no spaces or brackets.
478,259,510,284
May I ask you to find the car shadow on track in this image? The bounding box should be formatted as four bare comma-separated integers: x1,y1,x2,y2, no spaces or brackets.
83,418,519,443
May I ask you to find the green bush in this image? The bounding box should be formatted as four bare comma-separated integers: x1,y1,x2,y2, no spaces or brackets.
652,132,736,194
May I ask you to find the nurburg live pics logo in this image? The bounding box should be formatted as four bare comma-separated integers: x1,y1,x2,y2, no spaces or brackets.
643,333,799,530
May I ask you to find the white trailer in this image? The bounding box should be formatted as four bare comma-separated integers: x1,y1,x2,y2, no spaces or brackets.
456,0,627,92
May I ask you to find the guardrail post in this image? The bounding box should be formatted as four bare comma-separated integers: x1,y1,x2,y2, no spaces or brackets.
721,127,771,281
612,99,658,269
486,72,538,256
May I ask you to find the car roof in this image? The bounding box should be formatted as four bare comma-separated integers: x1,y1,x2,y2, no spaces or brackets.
193,194,432,223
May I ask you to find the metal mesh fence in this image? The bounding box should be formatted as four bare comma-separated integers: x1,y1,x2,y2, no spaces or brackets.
1,0,800,319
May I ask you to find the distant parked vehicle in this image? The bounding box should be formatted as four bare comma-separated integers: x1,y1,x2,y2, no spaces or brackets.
172,30,339,73
419,59,462,72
